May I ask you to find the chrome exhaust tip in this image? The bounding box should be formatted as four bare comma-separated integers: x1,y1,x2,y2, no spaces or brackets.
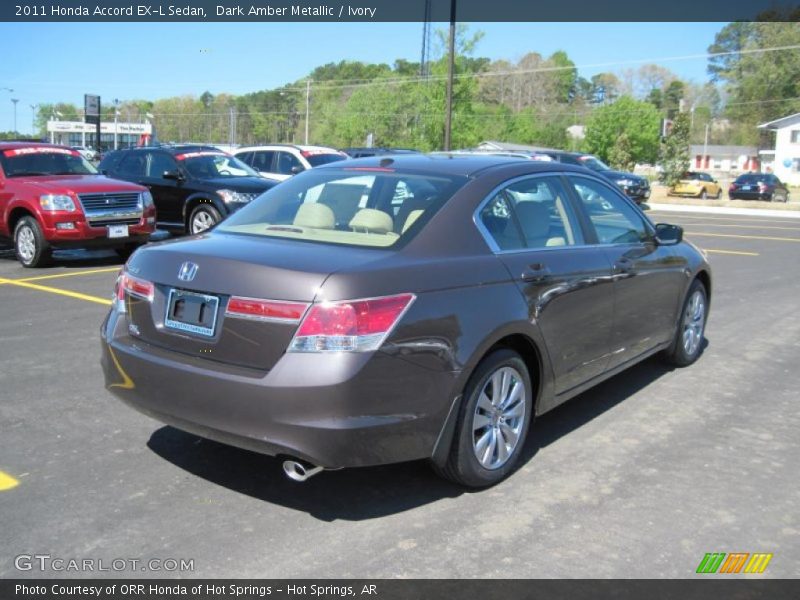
282,459,324,482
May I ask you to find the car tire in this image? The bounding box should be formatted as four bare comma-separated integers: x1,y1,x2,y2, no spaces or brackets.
714,190,721,199
699,189,708,200
433,349,533,488
14,216,52,268
662,279,708,367
188,204,222,235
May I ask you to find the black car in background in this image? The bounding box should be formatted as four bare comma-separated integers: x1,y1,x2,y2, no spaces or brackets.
541,150,651,203
728,172,790,202
99,145,278,234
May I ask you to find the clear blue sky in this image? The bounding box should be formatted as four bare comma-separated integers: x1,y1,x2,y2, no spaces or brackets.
0,22,726,134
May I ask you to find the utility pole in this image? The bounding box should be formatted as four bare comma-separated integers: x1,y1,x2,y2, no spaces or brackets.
443,0,456,151
304,79,311,145
113,98,120,150
30,104,38,135
11,98,19,134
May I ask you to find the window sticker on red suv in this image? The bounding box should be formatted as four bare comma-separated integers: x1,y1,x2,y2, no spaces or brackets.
175,151,228,161
3,147,79,157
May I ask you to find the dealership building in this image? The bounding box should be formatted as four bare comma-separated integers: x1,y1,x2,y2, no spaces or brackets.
46,120,153,150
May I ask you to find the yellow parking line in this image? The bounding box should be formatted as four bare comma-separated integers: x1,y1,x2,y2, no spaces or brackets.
702,248,760,256
15,267,120,283
650,213,800,226
0,471,20,491
684,223,800,231
0,277,111,306
686,232,800,243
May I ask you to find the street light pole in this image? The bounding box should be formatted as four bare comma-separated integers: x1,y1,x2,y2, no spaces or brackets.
30,104,38,136
443,0,456,151
113,98,120,150
304,79,311,145
11,98,19,134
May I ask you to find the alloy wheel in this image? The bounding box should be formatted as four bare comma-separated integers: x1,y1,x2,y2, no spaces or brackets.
17,225,36,263
682,290,705,357
472,366,526,470
191,210,216,234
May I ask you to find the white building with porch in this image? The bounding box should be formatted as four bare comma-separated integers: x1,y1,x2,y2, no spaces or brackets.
759,112,800,186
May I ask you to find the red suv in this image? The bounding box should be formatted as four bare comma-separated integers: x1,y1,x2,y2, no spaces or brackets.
0,143,156,267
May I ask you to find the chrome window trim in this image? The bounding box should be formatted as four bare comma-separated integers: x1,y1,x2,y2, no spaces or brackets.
472,171,591,255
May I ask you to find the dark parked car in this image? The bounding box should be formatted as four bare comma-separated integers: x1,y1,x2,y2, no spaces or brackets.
541,150,651,203
729,172,789,202
102,154,710,487
99,145,278,234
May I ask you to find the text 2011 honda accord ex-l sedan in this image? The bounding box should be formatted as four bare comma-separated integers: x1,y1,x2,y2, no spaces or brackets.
101,154,711,487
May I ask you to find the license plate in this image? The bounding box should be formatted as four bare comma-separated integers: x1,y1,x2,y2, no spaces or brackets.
164,289,219,337
742,185,752,191
108,224,129,238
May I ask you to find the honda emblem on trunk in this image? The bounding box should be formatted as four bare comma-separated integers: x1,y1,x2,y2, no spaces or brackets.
177,261,199,282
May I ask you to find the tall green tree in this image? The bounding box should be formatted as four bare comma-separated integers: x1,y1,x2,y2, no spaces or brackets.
660,112,691,187
583,96,661,164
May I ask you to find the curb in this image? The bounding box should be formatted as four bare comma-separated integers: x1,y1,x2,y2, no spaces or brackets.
645,203,800,219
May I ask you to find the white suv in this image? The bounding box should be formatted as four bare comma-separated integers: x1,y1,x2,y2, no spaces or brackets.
233,144,347,181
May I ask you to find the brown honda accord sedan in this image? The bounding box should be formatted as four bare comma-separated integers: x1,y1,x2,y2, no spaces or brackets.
101,154,711,487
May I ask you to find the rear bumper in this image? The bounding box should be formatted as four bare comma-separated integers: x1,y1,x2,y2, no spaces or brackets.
100,310,459,469
729,192,771,200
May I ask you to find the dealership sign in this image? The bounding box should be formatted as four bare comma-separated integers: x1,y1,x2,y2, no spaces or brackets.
47,120,152,134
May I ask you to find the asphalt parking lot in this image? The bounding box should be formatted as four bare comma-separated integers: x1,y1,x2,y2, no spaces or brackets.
1,209,798,578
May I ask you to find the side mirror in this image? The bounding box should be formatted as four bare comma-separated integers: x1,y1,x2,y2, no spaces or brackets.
290,165,305,175
713,179,719,184
655,223,683,246
163,170,184,181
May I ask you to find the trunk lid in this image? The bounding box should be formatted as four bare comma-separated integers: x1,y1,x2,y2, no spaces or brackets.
123,232,385,371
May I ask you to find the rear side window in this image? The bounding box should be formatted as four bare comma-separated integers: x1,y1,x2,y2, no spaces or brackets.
117,152,147,178
218,168,467,249
479,176,583,252
568,176,649,244
305,153,347,167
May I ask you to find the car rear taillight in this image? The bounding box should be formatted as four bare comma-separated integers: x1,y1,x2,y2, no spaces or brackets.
289,293,415,352
226,297,309,322
119,273,154,302
729,183,737,191
758,183,768,192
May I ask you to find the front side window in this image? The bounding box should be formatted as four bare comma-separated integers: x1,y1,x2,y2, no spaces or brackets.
217,168,467,249
479,176,583,251
276,151,303,175
0,147,97,177
250,150,275,172
147,152,178,178
568,176,649,245
177,151,258,179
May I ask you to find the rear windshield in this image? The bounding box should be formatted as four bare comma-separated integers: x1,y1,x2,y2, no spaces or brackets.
218,167,468,248
305,153,347,167
735,173,764,183
0,147,97,177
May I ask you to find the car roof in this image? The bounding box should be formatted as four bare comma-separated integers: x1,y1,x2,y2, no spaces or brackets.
235,144,341,153
0,141,69,150
313,152,592,177
113,144,224,155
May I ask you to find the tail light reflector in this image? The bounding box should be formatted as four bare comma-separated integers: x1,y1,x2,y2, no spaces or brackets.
289,293,415,353
119,273,154,302
226,297,309,322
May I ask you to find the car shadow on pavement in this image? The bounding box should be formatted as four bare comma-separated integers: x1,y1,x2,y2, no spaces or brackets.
0,247,124,268
146,348,705,522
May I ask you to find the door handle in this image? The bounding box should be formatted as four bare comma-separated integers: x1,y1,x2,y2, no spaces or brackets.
521,263,551,282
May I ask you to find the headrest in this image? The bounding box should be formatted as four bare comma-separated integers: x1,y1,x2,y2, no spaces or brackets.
293,203,335,229
349,208,393,234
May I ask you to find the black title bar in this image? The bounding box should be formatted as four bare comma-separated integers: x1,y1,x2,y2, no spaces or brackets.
4,0,800,22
